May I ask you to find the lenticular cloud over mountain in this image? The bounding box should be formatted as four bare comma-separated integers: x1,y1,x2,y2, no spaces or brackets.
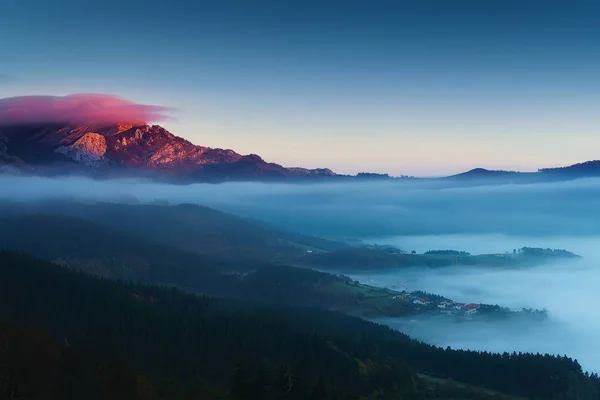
0,94,172,125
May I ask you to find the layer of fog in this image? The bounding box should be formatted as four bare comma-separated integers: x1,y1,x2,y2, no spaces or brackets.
4,174,600,239
3,174,600,369
350,234,600,372
363,234,600,258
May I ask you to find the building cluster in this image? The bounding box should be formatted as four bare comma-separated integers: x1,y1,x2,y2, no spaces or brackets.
392,290,481,316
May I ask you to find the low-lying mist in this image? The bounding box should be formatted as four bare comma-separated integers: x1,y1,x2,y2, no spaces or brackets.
349,238,600,372
3,174,600,371
4,174,600,238
363,234,600,257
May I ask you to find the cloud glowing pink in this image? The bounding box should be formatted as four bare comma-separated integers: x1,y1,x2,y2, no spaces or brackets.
0,94,172,125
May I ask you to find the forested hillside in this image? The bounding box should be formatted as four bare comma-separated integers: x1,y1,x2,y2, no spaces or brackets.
0,214,386,314
0,201,346,261
0,320,141,400
0,212,581,321
1,251,598,400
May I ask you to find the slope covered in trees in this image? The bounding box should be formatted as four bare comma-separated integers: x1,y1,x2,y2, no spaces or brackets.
0,213,580,322
0,200,346,261
0,251,598,400
0,320,141,400
0,214,390,315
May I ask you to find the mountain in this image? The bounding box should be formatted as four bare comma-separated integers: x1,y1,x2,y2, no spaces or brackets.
4,122,600,184
0,123,337,182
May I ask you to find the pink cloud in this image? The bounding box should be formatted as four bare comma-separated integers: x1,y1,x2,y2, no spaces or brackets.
0,94,173,125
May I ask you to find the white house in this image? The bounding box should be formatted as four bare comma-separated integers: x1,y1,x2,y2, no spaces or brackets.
437,300,454,309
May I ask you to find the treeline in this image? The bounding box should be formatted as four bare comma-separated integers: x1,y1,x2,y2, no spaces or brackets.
411,290,447,302
519,247,578,258
1,251,599,399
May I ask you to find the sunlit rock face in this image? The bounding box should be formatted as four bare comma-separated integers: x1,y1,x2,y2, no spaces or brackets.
56,133,108,167
0,123,337,181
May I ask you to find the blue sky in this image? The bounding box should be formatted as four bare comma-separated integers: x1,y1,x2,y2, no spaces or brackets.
1,0,599,175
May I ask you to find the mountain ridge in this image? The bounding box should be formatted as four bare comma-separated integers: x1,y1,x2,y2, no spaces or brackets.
0,123,337,181
2,122,600,183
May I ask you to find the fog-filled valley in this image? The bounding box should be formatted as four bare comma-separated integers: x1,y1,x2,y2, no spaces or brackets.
4,174,600,238
357,234,600,373
3,173,600,398
349,250,600,372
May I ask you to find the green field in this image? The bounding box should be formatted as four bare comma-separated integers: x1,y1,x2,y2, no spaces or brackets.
324,281,414,317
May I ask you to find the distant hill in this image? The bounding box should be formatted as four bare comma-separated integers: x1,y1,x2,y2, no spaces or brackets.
443,161,600,184
539,160,600,177
442,168,547,184
448,168,522,179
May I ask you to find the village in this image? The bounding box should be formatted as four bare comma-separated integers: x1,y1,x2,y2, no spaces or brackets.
391,290,483,318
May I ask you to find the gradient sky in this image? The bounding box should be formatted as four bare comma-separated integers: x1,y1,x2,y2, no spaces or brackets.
1,0,599,176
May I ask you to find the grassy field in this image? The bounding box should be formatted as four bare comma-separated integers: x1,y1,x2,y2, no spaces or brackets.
325,280,412,317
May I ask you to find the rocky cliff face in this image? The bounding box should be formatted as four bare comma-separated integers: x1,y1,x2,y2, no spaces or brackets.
0,123,337,181
56,132,108,167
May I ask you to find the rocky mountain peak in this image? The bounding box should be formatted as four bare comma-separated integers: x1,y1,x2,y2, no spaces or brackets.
0,122,338,181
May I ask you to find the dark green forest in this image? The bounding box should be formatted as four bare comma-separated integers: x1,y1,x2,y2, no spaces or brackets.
0,201,346,261
0,213,538,321
0,213,344,305
1,251,599,400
